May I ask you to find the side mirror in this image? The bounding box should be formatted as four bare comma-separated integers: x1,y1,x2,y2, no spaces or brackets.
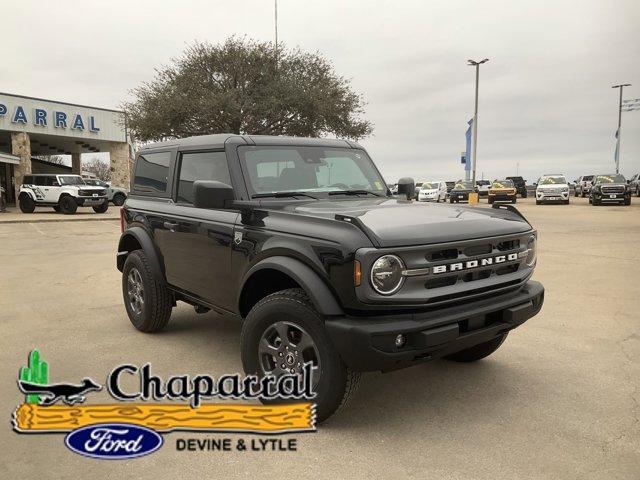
397,177,415,200
193,180,234,209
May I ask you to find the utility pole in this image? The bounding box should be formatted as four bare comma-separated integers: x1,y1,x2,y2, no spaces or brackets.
274,0,278,64
612,83,631,174
468,59,489,187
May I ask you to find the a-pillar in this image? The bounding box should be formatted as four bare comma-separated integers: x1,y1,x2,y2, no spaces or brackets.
11,132,31,199
108,142,131,188
71,152,82,175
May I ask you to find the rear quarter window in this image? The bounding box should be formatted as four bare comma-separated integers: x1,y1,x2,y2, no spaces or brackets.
133,151,172,194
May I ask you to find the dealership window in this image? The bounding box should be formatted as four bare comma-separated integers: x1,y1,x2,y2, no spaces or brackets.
133,151,172,194
177,151,231,204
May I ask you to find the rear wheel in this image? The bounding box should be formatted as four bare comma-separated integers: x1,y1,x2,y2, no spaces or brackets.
122,250,173,332
53,205,61,212
445,334,508,362
19,195,36,213
241,288,360,423
59,195,77,214
92,200,109,213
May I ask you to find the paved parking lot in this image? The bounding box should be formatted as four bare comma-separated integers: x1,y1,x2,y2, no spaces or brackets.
1,196,639,479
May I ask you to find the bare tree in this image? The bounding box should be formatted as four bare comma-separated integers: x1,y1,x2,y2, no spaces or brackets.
82,157,111,181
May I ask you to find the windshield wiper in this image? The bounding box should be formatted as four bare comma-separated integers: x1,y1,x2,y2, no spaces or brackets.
328,190,383,197
252,191,318,200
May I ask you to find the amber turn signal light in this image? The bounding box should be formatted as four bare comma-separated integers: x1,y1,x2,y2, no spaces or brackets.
354,260,362,287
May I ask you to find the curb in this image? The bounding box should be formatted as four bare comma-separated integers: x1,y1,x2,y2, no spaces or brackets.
0,217,120,225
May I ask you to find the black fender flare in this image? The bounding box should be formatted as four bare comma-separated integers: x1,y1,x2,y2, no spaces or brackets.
240,256,344,316
116,226,164,281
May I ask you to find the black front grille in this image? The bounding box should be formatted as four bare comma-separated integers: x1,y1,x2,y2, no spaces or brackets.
602,186,625,194
80,189,105,196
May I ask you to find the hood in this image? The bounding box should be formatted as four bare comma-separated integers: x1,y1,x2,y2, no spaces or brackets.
537,183,566,189
420,189,438,194
268,197,531,247
77,185,105,191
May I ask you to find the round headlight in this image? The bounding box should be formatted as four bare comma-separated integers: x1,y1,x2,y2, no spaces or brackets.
370,255,405,295
526,235,537,267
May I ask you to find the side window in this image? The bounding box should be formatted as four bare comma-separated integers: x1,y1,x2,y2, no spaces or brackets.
45,176,58,186
23,175,33,184
177,151,231,204
133,151,172,194
34,176,47,186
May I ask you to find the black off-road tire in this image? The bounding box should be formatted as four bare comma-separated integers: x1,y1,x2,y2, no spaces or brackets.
624,196,631,206
59,195,77,214
521,191,527,198
241,288,360,423
93,200,109,213
488,198,494,204
53,205,61,212
445,333,508,362
112,193,126,206
536,200,541,205
122,250,173,333
19,195,36,213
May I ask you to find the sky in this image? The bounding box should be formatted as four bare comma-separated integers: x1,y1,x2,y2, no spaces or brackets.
2,0,639,183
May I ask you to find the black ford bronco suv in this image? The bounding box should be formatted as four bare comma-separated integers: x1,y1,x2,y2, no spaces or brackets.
117,134,544,421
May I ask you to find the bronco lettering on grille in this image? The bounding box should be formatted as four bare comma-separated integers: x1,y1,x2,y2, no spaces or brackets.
432,252,518,274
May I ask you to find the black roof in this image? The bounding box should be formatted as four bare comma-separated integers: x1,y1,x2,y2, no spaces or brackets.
139,134,362,152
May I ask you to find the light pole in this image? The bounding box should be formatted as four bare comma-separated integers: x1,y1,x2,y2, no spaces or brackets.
612,83,631,174
274,0,279,63
468,59,489,188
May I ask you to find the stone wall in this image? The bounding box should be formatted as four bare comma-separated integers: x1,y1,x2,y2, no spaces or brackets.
108,142,131,189
11,132,31,197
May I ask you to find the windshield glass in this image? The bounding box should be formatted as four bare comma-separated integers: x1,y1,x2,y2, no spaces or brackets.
583,175,594,181
492,180,513,188
421,182,439,190
539,176,566,185
595,174,625,184
58,175,85,186
453,181,474,190
477,180,490,186
238,146,387,197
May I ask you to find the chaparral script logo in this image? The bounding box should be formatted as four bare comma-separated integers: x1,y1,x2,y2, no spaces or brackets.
13,350,315,459
65,424,163,460
432,252,519,274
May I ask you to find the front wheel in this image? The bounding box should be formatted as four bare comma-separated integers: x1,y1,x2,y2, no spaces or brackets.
521,191,527,198
93,200,109,213
122,250,173,332
445,334,508,362
241,288,360,423
59,195,77,214
624,196,631,206
112,193,126,206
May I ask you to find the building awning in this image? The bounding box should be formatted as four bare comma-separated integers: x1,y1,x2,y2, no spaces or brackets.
0,152,20,165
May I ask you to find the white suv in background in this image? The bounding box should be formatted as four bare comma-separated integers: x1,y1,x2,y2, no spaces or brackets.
418,180,447,202
18,174,108,214
535,174,570,205
83,178,129,206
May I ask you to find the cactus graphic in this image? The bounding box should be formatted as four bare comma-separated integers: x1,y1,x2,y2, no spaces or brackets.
19,350,48,404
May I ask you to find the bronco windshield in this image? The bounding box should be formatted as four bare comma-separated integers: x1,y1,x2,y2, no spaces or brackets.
492,180,513,188
421,182,439,190
594,174,625,184
539,176,566,185
453,181,474,190
238,146,387,197
58,175,85,185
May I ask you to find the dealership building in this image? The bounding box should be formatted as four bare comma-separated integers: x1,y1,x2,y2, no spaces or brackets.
0,92,131,204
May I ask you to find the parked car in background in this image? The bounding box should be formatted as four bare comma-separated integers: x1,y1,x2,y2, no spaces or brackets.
449,180,476,203
575,175,594,197
418,180,447,202
18,174,108,214
488,179,517,204
589,174,631,206
83,178,129,206
535,174,570,205
506,176,527,198
445,181,455,197
476,180,491,196
627,173,640,197
414,182,423,199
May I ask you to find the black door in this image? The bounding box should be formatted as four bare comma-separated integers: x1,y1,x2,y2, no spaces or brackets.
159,150,238,310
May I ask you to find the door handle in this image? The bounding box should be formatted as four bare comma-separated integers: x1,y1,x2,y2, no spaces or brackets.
163,221,179,231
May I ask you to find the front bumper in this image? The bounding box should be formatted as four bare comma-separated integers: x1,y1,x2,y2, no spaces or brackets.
450,191,470,201
418,194,439,202
76,195,108,206
325,281,544,372
536,191,569,202
591,191,629,203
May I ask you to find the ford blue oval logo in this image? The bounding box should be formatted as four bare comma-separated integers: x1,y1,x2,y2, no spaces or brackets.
65,423,163,459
